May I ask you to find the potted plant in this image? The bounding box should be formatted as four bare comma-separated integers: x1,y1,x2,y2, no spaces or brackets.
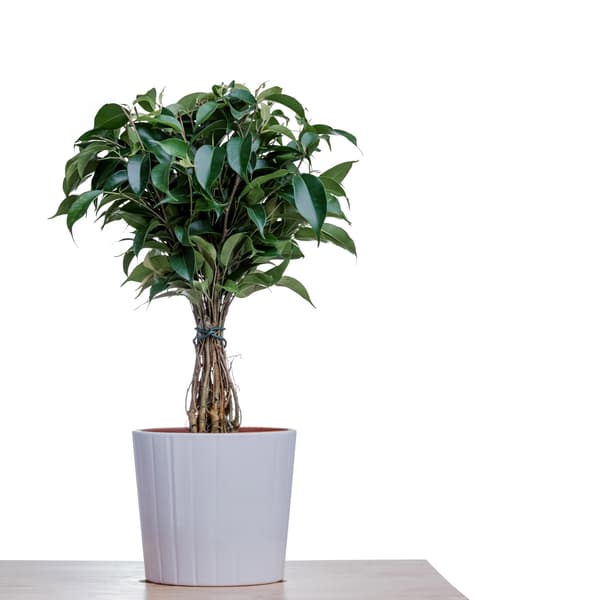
53,81,358,586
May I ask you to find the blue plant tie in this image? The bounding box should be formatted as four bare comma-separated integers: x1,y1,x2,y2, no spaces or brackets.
195,326,227,347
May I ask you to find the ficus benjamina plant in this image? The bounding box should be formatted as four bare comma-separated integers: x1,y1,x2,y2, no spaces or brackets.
54,81,358,433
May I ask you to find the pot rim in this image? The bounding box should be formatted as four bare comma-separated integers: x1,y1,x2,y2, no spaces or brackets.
134,426,295,436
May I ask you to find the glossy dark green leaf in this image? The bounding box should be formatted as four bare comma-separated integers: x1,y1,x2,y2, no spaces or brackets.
226,135,252,180
135,126,171,162
292,174,327,239
246,205,266,237
320,161,356,184
94,104,129,129
189,219,215,235
122,248,135,275
268,94,306,120
159,189,189,205
66,190,102,233
276,276,314,306
63,157,80,195
133,228,147,256
170,247,196,282
312,124,334,135
194,145,226,190
149,278,170,300
51,195,78,218
91,158,120,189
127,155,150,194
102,169,128,191
174,224,191,246
229,88,256,105
151,161,171,193
158,138,188,159
195,101,218,126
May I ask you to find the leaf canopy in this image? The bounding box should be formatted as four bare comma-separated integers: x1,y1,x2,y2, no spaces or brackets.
55,81,359,307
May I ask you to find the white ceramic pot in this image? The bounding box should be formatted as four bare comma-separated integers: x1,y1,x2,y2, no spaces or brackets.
132,427,296,586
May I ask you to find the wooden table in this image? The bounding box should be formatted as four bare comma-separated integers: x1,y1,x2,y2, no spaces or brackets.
0,560,468,599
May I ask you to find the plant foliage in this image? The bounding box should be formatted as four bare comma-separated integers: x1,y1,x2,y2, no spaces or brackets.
54,82,358,432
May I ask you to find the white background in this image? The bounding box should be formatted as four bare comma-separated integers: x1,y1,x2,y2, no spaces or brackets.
1,1,599,598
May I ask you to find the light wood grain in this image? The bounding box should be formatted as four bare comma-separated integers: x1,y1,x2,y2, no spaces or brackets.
0,560,468,599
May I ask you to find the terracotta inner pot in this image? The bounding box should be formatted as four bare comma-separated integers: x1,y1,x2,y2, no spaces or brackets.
142,427,287,433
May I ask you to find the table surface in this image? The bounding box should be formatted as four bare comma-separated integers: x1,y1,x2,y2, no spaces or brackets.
0,560,467,599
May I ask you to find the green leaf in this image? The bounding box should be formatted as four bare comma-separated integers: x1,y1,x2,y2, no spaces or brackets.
126,263,152,283
136,126,172,163
226,135,252,180
229,88,256,105
158,138,189,159
292,174,327,239
300,130,319,151
75,143,104,177
127,154,150,194
135,88,157,112
191,236,217,282
66,190,102,233
321,223,356,255
133,228,147,256
264,259,289,284
144,114,184,133
268,94,306,120
276,276,314,306
149,278,170,300
189,219,215,235
170,247,196,282
195,101,218,126
51,195,78,218
150,161,171,193
102,169,128,191
240,169,289,198
320,161,356,184
63,157,80,195
122,248,135,275
174,224,191,246
246,205,266,236
159,189,189,205
257,86,283,101
94,103,129,129
194,145,226,191
264,124,296,140
295,223,356,255
326,195,349,222
333,128,358,146
320,176,346,197
219,232,248,268
177,92,211,113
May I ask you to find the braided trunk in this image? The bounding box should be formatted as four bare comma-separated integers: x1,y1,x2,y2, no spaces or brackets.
186,296,240,433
